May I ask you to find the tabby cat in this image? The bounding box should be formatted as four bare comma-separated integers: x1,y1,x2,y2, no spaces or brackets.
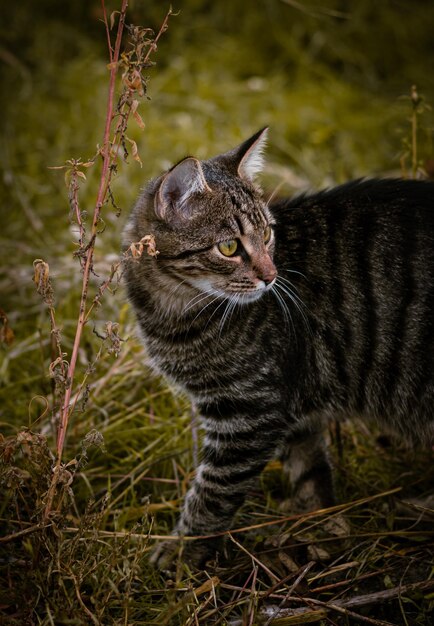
123,128,434,569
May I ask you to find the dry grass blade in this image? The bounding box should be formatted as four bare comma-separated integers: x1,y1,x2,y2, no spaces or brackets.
228,532,280,583
263,561,315,626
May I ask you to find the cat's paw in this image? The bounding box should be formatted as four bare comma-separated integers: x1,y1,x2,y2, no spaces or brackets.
278,480,335,515
150,537,219,573
149,539,181,574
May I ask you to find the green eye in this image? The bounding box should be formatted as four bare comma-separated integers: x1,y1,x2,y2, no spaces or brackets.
218,239,239,257
264,225,272,244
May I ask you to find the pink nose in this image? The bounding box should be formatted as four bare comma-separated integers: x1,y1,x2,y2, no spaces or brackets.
256,260,277,285
261,267,277,285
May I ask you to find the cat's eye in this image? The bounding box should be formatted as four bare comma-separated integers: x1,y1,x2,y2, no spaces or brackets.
218,239,239,257
264,225,272,244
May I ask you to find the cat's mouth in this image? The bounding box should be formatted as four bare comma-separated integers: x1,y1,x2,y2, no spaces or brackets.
218,279,276,303
185,277,275,310
204,279,276,304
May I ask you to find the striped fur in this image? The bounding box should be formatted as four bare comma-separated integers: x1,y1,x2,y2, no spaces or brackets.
123,131,434,569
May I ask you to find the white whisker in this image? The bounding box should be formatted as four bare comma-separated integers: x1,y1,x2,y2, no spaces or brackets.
168,277,188,298
275,276,312,336
188,291,221,324
183,289,216,314
276,275,307,307
280,268,308,280
272,285,294,335
217,297,233,337
205,294,231,331
219,293,240,337
183,293,222,336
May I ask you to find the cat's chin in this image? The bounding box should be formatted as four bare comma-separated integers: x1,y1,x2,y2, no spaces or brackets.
225,289,268,304
191,280,270,305
240,291,266,303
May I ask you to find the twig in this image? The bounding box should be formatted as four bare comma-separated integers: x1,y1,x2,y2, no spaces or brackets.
42,4,173,522
330,579,434,609
69,567,100,625
56,0,128,459
411,85,419,178
228,533,280,583
142,6,173,65
0,523,50,543
264,561,315,626
309,567,390,594
247,565,259,626
42,1,129,522
101,0,114,63
259,579,434,624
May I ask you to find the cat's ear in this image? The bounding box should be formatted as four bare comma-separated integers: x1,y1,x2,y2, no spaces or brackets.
236,127,268,182
155,157,211,221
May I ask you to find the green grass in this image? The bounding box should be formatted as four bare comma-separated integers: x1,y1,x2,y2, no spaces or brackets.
1,1,434,623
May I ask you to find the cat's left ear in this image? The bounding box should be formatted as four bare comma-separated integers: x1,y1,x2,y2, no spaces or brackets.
236,127,268,182
155,157,211,222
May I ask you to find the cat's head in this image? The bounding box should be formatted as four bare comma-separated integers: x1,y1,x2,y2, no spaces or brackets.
124,128,277,312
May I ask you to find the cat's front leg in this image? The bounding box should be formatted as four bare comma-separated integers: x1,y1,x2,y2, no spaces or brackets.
151,417,282,571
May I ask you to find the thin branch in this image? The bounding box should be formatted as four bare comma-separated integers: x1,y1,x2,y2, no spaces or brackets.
101,0,114,63
228,533,280,583
264,561,315,626
259,579,434,624
43,0,129,522
55,0,129,458
0,523,50,543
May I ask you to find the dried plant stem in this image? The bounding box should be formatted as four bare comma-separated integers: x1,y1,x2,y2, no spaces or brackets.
259,579,434,624
43,0,129,521
85,259,123,323
263,561,315,626
56,0,128,458
411,85,419,178
43,1,173,522
142,9,173,65
228,533,280,583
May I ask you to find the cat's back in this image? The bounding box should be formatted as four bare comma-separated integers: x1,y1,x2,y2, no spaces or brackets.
271,178,434,443
273,178,434,234
272,178,434,293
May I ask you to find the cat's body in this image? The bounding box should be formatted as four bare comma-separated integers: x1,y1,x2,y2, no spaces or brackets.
123,129,434,568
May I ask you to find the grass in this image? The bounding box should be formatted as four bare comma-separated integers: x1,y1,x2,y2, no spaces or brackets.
1,1,434,623
2,407,434,624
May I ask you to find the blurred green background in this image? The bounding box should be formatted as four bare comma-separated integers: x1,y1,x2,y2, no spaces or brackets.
1,0,434,428
2,7,434,621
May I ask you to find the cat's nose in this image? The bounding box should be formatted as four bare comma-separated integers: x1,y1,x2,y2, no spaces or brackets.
261,268,277,285
254,256,277,286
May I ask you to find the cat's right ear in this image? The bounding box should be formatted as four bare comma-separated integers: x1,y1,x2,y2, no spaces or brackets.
154,157,211,222
236,127,268,182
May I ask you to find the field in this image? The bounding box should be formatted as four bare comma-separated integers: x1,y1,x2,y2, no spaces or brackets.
1,1,434,623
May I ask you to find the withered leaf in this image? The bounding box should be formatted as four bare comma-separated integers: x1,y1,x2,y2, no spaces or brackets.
109,10,120,30
193,576,220,597
33,259,50,294
128,234,159,259
0,309,14,346
125,136,142,167
131,99,145,130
